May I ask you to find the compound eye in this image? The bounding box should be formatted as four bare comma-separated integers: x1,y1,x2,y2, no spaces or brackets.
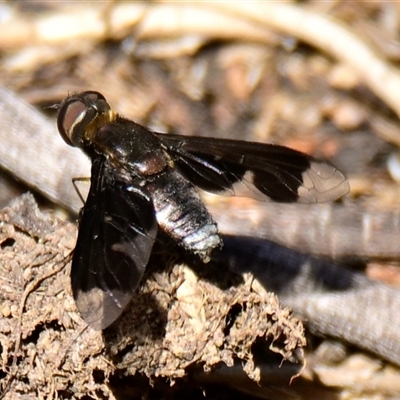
57,98,87,146
57,91,110,147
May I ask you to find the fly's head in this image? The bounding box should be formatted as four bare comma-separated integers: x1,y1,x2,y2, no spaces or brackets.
57,91,115,150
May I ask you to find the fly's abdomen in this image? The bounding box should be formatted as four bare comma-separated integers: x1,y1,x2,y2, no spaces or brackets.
147,169,221,262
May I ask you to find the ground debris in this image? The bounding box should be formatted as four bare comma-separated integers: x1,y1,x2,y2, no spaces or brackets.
0,193,305,398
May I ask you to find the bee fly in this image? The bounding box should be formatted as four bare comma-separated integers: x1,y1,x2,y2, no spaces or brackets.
57,91,349,330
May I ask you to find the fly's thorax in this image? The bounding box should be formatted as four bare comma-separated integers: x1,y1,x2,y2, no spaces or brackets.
93,117,172,178
146,168,222,262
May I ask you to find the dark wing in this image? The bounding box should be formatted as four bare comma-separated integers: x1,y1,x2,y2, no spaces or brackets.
156,134,349,203
71,157,157,330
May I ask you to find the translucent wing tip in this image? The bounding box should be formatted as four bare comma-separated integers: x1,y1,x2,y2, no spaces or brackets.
298,161,350,203
75,287,132,330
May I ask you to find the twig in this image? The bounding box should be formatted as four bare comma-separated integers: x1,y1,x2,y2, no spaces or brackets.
0,85,90,213
206,199,400,259
0,4,271,52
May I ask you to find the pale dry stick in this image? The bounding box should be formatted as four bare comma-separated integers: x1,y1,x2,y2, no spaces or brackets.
206,200,400,260
211,2,400,146
0,3,138,50
2,4,277,73
0,86,90,214
0,3,272,52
